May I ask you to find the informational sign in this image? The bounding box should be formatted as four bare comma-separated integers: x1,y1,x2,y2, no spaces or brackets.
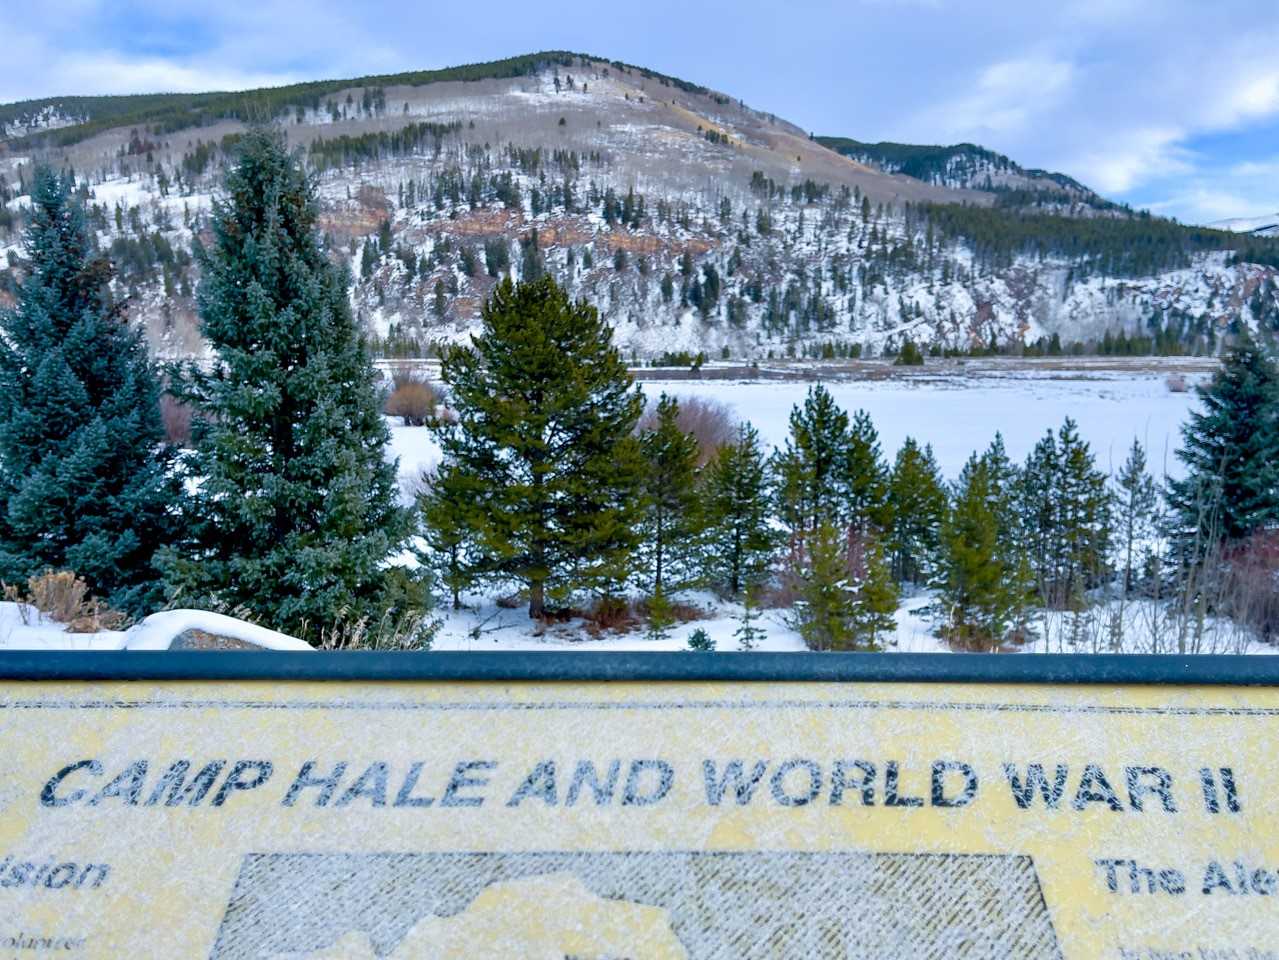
1,674,1276,958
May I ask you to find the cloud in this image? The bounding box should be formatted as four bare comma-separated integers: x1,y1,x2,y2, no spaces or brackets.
913,56,1075,143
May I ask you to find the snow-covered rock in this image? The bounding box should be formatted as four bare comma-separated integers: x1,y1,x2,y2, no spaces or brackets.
0,603,311,652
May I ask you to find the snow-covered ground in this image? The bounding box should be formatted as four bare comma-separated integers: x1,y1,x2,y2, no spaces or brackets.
1,369,1236,654
429,590,1276,656
643,373,1198,478
386,368,1203,490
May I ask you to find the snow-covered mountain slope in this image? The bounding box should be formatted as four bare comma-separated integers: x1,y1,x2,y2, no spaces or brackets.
1,52,1277,360
1210,214,1279,238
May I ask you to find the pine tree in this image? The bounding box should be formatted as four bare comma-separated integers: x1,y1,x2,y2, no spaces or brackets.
686,627,715,651
887,438,947,583
1018,430,1060,603
434,275,644,619
703,423,774,597
791,521,856,651
162,131,405,640
646,584,675,643
773,384,850,538
894,339,925,366
845,409,890,534
418,464,474,611
847,532,899,649
0,168,178,616
1167,331,1279,553
937,456,1028,650
1113,439,1157,596
733,583,767,650
1053,418,1112,606
640,394,702,593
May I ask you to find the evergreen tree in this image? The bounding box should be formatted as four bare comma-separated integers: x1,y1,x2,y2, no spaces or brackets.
1018,430,1060,602
773,384,850,538
937,456,1029,649
418,464,474,611
434,276,644,619
0,168,178,616
640,394,702,593
1052,418,1112,606
1113,439,1157,596
887,438,947,583
1166,331,1279,553
703,423,774,597
894,339,925,366
845,409,891,534
733,584,767,650
847,532,899,648
162,131,404,640
686,627,715,651
791,521,857,651
645,584,674,643
791,523,896,651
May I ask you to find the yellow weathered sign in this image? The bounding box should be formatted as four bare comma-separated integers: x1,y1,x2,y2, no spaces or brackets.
1,678,1275,958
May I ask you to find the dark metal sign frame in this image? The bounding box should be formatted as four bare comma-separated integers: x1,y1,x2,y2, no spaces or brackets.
0,651,1275,685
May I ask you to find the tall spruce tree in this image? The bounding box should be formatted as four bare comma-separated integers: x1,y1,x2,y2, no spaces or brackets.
640,394,702,593
1017,419,1111,607
162,131,404,639
1113,439,1157,596
845,409,891,534
887,438,947,583
1053,419,1112,605
0,168,177,616
1019,430,1060,603
773,384,850,538
434,275,644,619
703,423,774,597
1166,331,1279,553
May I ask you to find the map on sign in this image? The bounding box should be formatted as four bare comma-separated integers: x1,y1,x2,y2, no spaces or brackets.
215,851,1059,958
0,678,1275,959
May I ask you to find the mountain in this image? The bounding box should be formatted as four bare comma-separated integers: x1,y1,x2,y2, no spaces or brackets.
1210,214,1279,238
1,51,1277,360
814,137,1118,214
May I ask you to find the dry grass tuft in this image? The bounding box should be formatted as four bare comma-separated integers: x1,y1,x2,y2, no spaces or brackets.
5,570,128,632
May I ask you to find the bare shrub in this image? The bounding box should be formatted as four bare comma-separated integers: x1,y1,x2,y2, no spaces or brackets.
384,373,437,426
583,596,639,636
1165,374,1188,393
1221,531,1279,641
17,570,127,632
637,395,738,466
160,393,193,446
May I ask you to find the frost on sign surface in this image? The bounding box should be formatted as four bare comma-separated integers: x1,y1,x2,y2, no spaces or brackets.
269,873,686,959
4,679,1278,958
216,851,1058,958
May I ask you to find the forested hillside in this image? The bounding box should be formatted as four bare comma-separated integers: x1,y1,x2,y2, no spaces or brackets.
2,52,1278,360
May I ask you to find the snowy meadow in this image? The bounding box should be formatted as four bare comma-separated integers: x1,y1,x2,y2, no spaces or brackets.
390,366,1203,492
383,362,1252,656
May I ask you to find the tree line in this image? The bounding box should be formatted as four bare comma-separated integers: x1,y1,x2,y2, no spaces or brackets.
1,131,1275,651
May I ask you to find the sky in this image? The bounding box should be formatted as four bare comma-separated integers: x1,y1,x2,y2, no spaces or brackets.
2,0,1278,225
